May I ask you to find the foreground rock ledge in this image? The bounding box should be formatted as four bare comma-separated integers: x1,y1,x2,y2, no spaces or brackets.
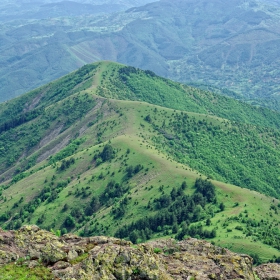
0,225,277,279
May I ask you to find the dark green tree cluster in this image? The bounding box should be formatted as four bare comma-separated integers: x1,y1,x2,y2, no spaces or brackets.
194,178,216,203
111,197,129,219
58,157,75,171
176,223,216,240
64,215,76,229
94,144,115,164
100,144,115,162
118,66,138,80
85,196,101,216
115,179,217,243
0,108,43,134
125,164,143,179
100,180,129,205
49,139,84,164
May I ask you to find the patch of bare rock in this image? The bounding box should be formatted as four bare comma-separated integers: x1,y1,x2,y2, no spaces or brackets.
0,225,278,279
254,263,280,280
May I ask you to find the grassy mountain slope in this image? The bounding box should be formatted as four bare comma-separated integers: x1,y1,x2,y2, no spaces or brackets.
2,62,280,195
93,62,280,129
1,61,280,262
1,97,280,262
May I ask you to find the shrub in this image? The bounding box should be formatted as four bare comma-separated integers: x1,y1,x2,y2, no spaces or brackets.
153,247,162,254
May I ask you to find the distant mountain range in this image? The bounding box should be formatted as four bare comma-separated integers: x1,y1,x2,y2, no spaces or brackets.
0,0,154,21
1,0,280,106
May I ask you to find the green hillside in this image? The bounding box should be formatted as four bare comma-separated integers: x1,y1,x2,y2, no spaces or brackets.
93,62,280,129
1,61,280,263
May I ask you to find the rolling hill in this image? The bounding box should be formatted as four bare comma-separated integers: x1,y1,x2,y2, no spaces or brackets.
1,61,280,263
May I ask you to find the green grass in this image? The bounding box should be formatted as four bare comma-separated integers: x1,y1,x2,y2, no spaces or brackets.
1,131,278,261
204,179,280,261
0,98,279,262
0,264,53,280
69,253,89,265
93,62,280,130
1,62,280,263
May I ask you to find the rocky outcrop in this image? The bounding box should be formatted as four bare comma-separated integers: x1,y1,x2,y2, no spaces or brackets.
148,239,255,280
254,263,280,280
0,225,276,279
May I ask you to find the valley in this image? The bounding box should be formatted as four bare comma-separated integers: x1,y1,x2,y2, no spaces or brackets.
2,0,280,110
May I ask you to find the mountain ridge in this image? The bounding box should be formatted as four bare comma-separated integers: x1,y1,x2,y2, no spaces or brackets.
1,61,280,262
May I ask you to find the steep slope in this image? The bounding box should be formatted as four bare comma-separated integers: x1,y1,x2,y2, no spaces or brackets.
91,62,280,129
1,62,280,262
2,62,280,196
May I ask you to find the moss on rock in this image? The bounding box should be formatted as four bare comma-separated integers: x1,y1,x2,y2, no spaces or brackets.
0,226,277,279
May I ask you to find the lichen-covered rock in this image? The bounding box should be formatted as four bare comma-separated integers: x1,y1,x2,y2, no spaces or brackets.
0,225,67,265
254,263,280,279
148,238,255,280
0,249,18,264
52,242,170,280
0,226,275,279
